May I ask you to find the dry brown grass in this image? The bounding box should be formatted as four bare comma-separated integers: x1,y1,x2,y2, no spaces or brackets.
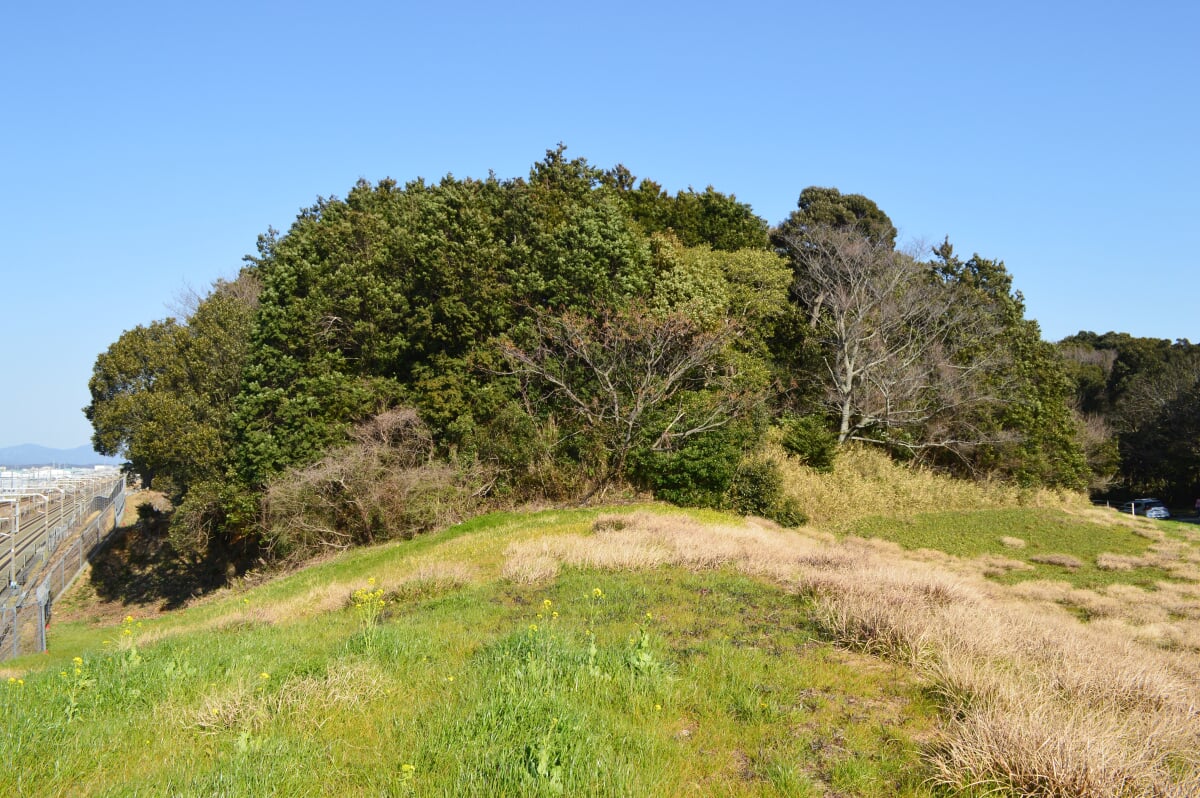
192,661,387,734
1028,553,1085,569
502,511,1200,797
769,443,1084,528
1000,535,1027,549
252,559,478,626
975,554,1035,577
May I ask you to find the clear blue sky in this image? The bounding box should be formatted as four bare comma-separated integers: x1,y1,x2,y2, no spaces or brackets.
2,1,1197,449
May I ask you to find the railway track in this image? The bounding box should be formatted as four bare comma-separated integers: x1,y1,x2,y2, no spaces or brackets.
0,477,119,594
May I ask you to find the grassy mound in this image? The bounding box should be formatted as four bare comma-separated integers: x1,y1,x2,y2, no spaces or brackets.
2,477,1199,796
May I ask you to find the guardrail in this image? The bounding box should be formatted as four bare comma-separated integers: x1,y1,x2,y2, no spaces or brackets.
0,475,126,660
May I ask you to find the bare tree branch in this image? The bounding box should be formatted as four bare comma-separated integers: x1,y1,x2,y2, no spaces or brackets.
497,304,759,494
779,224,1011,457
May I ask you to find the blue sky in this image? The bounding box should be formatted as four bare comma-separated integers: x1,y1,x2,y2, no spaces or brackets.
2,1,1197,449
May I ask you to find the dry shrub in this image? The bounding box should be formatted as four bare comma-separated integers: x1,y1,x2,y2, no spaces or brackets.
263,409,486,562
502,511,1200,796
1029,553,1085,569
1000,535,1027,549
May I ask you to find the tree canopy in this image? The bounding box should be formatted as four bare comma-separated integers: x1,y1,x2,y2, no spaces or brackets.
86,146,1103,580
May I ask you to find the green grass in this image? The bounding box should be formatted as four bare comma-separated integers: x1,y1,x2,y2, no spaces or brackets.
847,508,1182,589
15,498,1194,795
2,513,944,797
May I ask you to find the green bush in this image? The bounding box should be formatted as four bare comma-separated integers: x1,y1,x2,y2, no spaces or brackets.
780,415,838,472
726,458,806,526
627,428,744,508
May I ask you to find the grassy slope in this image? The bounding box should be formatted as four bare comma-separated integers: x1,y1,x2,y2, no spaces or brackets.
3,509,941,797
3,450,1199,796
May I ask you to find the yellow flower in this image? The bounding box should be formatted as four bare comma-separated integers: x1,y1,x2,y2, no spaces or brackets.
542,599,553,609
401,763,416,773
73,656,83,666
592,588,603,598
16,679,22,686
654,704,662,711
645,612,652,620
259,672,270,680
551,611,559,619
211,707,220,715
446,675,455,682
529,624,538,632
367,577,376,586
6,677,13,684
124,615,133,624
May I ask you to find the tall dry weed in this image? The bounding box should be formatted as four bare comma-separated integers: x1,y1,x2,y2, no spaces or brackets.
769,444,1081,527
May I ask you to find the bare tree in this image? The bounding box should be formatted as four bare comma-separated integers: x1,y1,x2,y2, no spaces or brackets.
779,224,1009,457
498,304,758,494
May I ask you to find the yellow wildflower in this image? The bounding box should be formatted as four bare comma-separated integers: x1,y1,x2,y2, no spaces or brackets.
592,588,603,598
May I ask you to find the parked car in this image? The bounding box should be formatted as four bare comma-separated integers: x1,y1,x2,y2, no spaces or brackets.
1117,498,1171,519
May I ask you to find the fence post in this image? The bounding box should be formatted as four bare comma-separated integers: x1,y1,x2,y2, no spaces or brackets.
36,585,48,654
2,609,12,660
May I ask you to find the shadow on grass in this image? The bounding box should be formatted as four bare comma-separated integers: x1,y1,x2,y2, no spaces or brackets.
86,507,232,611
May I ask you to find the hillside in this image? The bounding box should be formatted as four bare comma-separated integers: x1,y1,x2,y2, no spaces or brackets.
4,469,1199,796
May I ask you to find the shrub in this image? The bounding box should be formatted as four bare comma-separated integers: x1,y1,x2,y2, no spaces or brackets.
726,458,806,526
779,414,838,472
262,409,485,561
627,427,744,508
462,401,592,503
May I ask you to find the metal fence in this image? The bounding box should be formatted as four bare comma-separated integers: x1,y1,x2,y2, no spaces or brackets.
0,477,126,660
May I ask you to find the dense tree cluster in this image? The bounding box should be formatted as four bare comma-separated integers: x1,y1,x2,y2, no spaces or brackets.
87,147,1096,577
1058,332,1200,501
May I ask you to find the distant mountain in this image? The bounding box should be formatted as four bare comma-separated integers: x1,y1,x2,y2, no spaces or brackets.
0,444,122,467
